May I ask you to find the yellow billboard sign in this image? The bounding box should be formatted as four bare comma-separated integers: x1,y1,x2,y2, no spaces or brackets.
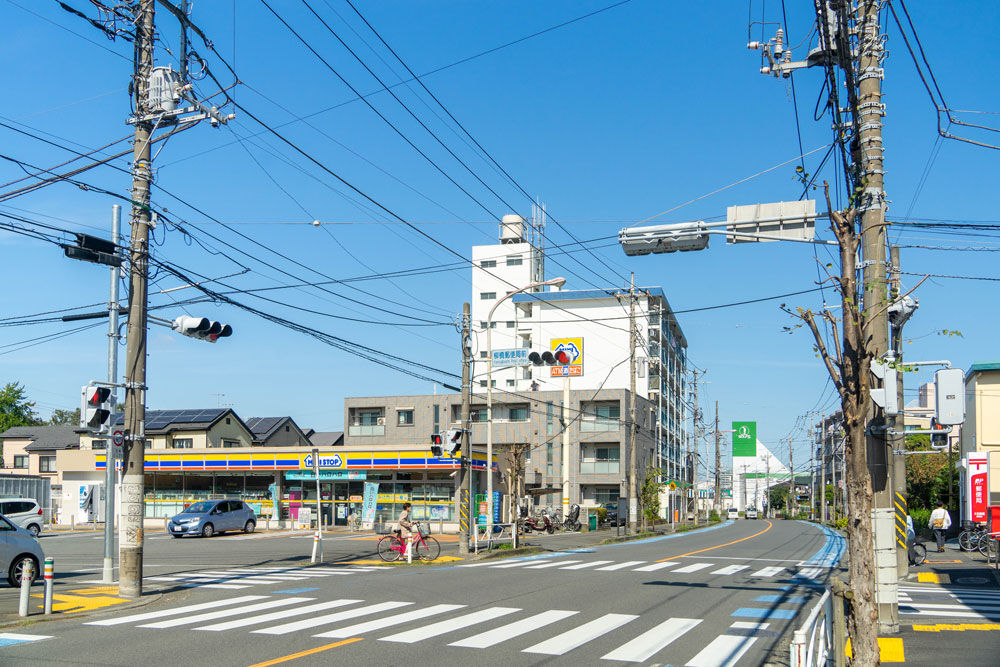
550,337,583,376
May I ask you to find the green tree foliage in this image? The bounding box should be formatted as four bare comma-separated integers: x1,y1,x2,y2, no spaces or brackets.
49,407,81,426
768,484,789,511
905,434,958,510
639,465,664,523
0,382,42,433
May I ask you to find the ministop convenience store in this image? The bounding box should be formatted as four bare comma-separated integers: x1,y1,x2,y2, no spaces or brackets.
95,447,495,529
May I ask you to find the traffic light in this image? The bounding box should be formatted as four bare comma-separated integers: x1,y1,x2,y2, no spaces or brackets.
80,385,113,433
527,349,570,366
444,429,464,456
62,233,122,267
171,316,233,343
430,433,444,457
930,418,948,450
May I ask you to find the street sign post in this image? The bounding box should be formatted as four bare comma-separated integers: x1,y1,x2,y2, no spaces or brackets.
490,348,530,370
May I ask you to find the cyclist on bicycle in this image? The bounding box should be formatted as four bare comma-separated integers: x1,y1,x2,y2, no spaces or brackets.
393,502,415,541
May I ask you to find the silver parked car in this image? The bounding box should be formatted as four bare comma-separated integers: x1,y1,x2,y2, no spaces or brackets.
0,498,44,537
167,499,256,538
0,514,44,587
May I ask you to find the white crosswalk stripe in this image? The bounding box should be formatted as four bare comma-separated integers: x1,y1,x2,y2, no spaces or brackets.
85,595,268,626
897,585,1000,619
561,560,614,570
596,560,646,571
87,594,797,664
253,601,413,635
449,609,579,648
525,559,582,569
199,599,363,631
685,634,757,667
523,613,637,655
139,598,313,629
601,617,701,662
634,561,678,572
711,565,750,576
315,604,465,638
491,559,553,569
141,565,377,590
750,566,786,578
379,607,521,643
673,562,713,574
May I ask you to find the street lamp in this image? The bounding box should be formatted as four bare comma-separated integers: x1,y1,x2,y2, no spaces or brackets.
485,276,567,537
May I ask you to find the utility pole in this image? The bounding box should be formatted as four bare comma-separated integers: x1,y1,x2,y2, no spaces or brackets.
102,204,121,585
714,402,721,515
119,0,155,600
810,423,816,520
689,370,702,524
627,273,638,534
788,436,794,518
764,454,770,518
889,246,908,578
458,303,471,555
854,0,896,632
820,418,828,522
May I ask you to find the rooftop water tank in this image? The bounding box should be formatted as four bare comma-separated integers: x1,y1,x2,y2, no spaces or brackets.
500,214,525,243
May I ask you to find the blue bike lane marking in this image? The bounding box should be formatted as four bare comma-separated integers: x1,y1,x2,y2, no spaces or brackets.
797,521,847,567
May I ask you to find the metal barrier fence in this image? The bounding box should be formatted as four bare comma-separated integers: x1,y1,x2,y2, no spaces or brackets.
790,589,833,667
471,522,518,553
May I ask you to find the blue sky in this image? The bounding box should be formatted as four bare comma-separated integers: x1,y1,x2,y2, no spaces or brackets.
2,1,998,474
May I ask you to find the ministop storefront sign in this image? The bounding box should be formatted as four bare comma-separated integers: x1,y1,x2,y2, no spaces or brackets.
285,470,367,481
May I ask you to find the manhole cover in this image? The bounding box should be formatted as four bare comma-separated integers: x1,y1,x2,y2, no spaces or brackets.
955,577,989,585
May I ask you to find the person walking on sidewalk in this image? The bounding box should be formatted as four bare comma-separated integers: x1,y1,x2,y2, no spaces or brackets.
930,501,952,552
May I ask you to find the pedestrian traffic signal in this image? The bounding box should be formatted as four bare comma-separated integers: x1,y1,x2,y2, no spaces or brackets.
171,316,233,343
444,428,465,456
80,385,113,433
430,433,444,457
930,418,948,450
527,350,570,366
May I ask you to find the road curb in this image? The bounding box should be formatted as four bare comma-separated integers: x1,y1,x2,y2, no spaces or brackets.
0,590,164,629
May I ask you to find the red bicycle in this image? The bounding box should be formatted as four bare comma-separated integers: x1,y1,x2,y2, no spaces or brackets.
377,523,441,562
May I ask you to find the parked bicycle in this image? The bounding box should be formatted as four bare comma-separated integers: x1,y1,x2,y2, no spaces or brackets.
911,539,927,566
377,522,440,562
958,525,987,552
978,532,998,562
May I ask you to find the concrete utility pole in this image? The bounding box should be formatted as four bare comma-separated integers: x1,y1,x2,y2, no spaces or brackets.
810,424,816,520
889,246,908,578
119,0,155,599
788,436,795,518
102,204,121,585
714,402,721,515
627,273,638,533
820,418,828,522
458,303,471,555
854,0,896,632
764,454,770,518
688,370,702,524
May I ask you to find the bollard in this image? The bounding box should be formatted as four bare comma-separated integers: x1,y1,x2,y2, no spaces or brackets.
18,558,33,617
43,557,54,615
310,531,320,564
406,534,413,564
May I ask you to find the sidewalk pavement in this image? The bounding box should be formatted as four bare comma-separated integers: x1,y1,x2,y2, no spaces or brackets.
894,537,1000,666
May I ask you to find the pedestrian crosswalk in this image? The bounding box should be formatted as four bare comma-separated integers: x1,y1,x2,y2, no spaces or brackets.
84,593,786,665
135,565,385,590
458,556,832,582
899,585,1000,620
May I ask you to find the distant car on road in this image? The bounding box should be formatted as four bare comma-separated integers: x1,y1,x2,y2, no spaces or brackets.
745,507,758,519
0,498,44,536
726,507,739,520
167,499,256,538
0,513,43,587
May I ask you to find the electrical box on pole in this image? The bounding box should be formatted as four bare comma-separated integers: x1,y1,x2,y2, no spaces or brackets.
934,368,965,426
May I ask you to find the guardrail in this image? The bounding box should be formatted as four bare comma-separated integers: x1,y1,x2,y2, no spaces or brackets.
471,522,519,553
790,589,832,667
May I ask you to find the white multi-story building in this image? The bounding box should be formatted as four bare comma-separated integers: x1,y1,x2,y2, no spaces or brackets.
470,218,690,482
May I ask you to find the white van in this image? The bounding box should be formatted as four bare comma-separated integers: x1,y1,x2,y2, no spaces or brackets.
0,498,44,536
726,507,739,520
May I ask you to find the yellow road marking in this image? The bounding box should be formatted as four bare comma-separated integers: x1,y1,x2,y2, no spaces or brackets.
913,623,1000,632
31,587,128,614
925,559,961,564
247,638,363,666
340,556,463,565
845,637,905,662
656,520,773,562
917,572,942,583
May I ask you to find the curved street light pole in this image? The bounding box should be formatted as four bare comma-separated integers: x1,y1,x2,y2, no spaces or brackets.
485,276,566,537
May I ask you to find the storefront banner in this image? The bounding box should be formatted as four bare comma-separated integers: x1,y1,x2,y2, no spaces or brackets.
361,482,379,529
302,453,345,469
286,470,366,481
964,453,989,523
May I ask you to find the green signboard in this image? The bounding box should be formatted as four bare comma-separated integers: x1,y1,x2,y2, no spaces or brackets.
732,421,757,458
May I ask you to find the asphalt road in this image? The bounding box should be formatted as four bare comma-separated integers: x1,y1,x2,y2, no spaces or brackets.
0,519,845,666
